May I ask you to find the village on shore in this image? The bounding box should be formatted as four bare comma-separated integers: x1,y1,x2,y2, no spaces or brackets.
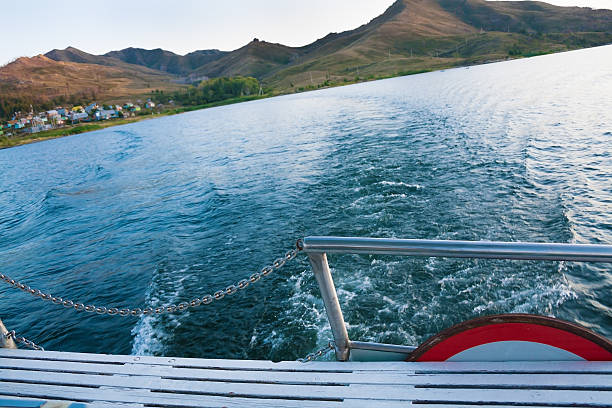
0,99,165,137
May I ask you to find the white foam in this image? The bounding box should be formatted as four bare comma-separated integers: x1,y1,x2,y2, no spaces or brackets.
130,265,192,356
379,181,424,189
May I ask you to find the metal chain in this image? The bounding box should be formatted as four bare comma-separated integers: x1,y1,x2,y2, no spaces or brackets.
3,330,44,351
297,340,335,363
0,242,302,318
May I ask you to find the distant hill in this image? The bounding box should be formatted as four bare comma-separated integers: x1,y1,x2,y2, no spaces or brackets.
194,0,612,90
45,47,172,76
439,0,612,33
260,0,612,89
192,0,477,80
0,54,181,104
193,40,302,79
104,48,227,75
2,0,612,117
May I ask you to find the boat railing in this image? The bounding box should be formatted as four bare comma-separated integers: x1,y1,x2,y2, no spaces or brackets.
301,236,612,361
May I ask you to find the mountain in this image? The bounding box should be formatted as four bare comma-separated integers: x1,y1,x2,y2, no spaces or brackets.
45,46,192,78
0,54,181,103
191,0,476,80
2,0,612,116
104,48,227,75
191,0,611,90
258,0,612,89
45,46,122,67
439,0,612,33
192,40,302,78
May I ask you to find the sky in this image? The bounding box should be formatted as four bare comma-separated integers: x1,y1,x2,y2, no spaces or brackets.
2,0,611,66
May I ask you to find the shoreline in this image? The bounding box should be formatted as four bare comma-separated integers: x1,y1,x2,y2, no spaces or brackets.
0,95,268,150
0,45,594,151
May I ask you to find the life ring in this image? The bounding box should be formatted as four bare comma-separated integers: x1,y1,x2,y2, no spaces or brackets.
407,314,612,362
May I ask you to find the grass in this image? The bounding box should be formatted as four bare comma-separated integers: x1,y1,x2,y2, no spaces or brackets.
0,96,268,149
0,117,147,149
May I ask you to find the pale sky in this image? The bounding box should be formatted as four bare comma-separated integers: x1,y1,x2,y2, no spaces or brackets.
1,0,610,66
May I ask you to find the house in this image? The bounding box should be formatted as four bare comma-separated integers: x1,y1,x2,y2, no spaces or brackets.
49,115,64,126
27,126,42,134
85,103,98,114
57,108,68,116
95,109,117,120
145,101,155,109
69,112,89,122
72,106,84,112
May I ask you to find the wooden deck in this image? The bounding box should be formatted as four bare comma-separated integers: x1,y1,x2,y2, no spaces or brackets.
1,348,611,407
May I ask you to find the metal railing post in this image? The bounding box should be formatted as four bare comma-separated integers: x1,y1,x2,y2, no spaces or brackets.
307,253,350,361
0,319,16,349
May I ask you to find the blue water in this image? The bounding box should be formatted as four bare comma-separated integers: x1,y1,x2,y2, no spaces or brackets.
1,45,611,360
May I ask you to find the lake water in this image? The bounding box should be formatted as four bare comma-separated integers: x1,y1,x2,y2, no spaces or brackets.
1,45,611,360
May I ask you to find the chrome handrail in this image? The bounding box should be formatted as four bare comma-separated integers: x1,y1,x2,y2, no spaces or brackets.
302,236,612,361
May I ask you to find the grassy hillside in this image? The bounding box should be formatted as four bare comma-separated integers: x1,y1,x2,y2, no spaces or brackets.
188,0,612,92
105,48,227,75
194,40,302,79
258,0,612,91
0,54,184,117
439,0,612,33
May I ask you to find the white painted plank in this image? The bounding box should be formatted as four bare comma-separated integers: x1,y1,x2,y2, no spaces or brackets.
0,357,362,384
1,368,611,404
342,400,416,407
2,364,611,390
355,372,612,388
407,361,612,373
348,384,612,405
0,382,344,408
0,369,348,400
0,357,405,386
0,349,350,371
3,349,612,374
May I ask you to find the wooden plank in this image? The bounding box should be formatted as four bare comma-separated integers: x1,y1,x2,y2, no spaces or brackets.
356,372,612,388
2,364,611,390
0,395,572,408
407,361,612,373
0,357,366,384
0,349,612,374
0,369,347,400
341,400,416,408
0,349,353,372
0,382,344,408
348,385,612,405
1,368,611,404
2,349,612,373
0,357,408,386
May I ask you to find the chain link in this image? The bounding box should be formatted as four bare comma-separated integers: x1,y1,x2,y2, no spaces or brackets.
3,330,44,351
297,340,335,363
0,242,302,318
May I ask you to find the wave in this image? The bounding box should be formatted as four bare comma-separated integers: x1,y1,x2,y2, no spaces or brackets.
131,266,192,355
378,181,424,190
